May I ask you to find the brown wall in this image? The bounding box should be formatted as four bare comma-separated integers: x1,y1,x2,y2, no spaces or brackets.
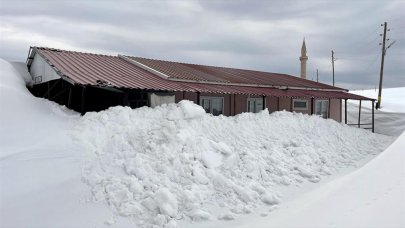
329,99,342,122
174,92,342,121
266,96,278,113
279,97,291,111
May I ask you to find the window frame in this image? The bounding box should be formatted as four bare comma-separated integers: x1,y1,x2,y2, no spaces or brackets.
247,97,264,113
314,99,329,118
199,96,224,116
293,99,308,110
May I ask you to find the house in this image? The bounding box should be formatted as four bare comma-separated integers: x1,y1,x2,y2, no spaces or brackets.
25,45,375,130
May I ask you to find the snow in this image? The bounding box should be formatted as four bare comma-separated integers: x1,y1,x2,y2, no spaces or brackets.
231,131,405,228
0,58,402,228
75,100,393,227
351,87,405,113
345,88,405,136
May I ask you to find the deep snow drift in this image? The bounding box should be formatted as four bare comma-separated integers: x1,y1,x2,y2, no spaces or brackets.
76,101,392,227
0,59,398,228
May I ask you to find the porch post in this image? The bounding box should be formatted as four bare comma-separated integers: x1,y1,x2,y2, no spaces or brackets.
358,100,362,128
344,99,347,124
372,100,375,133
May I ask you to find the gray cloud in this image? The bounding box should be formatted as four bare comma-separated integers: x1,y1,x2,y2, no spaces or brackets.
0,0,404,89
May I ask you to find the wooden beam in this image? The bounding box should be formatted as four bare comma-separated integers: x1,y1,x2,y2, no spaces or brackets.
43,80,59,99
50,88,67,100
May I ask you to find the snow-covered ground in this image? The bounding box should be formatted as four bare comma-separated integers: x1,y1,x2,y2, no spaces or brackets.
350,87,405,113
0,59,403,228
345,88,405,136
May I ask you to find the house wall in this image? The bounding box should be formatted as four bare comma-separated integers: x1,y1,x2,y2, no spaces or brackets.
329,99,342,122
30,54,61,84
279,97,291,111
175,92,342,121
267,96,278,113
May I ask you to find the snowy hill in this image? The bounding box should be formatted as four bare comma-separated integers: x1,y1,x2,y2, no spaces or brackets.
0,59,401,228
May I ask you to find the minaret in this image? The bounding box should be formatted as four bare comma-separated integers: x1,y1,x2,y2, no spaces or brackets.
299,39,308,79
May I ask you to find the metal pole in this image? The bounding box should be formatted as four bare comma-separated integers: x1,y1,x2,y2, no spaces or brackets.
332,50,335,86
358,100,362,128
344,99,347,124
372,100,375,133
376,22,387,109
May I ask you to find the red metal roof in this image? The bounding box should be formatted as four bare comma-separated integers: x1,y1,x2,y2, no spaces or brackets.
33,47,192,92
30,47,373,100
128,56,344,90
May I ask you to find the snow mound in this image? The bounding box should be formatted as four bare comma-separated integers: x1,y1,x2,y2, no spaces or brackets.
76,101,392,227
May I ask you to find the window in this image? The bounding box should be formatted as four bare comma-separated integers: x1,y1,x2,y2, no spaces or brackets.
293,99,308,110
247,98,264,113
200,97,224,116
315,100,329,118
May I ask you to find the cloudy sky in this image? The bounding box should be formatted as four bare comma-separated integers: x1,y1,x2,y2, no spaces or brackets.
0,0,404,89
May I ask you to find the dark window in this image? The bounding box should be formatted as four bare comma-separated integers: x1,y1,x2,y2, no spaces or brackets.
293,99,308,110
200,97,224,116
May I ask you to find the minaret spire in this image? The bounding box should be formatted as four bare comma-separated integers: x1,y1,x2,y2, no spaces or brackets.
299,38,308,79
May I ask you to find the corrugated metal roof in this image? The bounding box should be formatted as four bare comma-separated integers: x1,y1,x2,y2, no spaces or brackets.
33,47,192,92
128,56,344,90
30,47,373,100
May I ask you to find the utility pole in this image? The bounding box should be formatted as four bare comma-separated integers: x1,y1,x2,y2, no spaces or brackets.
316,69,319,82
331,50,336,86
376,22,395,109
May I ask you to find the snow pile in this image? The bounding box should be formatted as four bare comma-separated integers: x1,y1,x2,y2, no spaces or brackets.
76,101,392,227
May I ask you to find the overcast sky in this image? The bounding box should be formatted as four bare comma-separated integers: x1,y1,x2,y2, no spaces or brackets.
0,0,404,89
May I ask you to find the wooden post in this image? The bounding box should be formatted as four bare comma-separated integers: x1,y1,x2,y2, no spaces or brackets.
81,86,86,115
372,100,375,133
358,100,362,128
344,99,347,124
